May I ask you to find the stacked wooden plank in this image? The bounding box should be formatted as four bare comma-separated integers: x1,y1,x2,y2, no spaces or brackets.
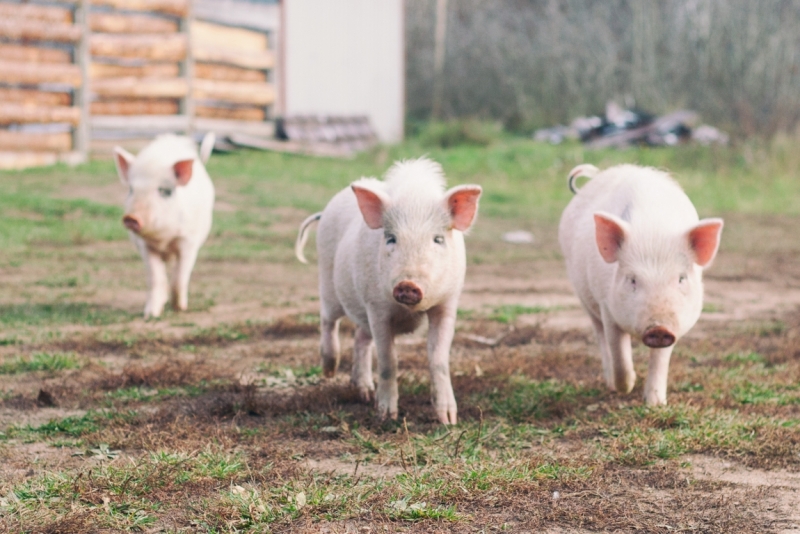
1,0,279,166
87,0,191,151
0,2,84,170
191,19,276,138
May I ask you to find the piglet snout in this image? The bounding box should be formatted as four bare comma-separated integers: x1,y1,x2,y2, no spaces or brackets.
642,327,676,348
123,214,143,234
393,281,423,306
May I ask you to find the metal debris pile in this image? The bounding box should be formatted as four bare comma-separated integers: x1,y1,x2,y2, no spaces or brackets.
534,101,729,148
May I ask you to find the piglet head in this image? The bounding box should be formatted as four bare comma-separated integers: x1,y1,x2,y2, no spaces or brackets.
114,145,195,238
595,212,723,348
352,179,482,310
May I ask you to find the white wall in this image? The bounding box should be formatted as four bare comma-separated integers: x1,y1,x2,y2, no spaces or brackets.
282,0,405,143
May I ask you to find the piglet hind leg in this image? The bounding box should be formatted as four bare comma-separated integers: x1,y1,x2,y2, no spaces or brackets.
351,326,375,402
643,346,674,405
602,315,636,395
590,315,615,391
319,305,343,378
427,303,458,425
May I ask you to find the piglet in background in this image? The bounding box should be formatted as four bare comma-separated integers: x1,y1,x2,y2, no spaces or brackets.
295,158,482,424
559,164,723,405
114,133,216,319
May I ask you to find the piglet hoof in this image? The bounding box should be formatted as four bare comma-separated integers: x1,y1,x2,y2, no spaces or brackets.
614,371,636,395
436,408,457,425
322,361,338,379
375,400,398,421
353,384,375,403
644,391,668,406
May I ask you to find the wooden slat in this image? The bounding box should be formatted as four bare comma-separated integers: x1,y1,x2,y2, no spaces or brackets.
91,99,179,115
0,44,72,64
0,88,71,107
0,19,82,43
90,138,152,155
196,105,265,121
193,46,274,70
193,79,275,106
0,3,72,23
0,150,84,170
194,0,279,33
91,34,187,61
0,60,82,86
0,104,81,125
228,133,356,159
192,20,267,52
0,131,73,152
92,77,188,98
90,114,189,130
90,12,178,34
90,62,180,79
0,151,58,170
195,63,265,83
90,0,189,17
194,117,275,137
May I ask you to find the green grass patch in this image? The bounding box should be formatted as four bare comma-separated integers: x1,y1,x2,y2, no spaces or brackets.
731,382,800,406
483,377,602,422
0,352,80,374
490,304,560,323
0,303,134,327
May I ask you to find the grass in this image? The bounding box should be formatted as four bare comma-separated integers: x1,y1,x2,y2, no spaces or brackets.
1,133,799,531
0,352,80,375
490,304,561,323
0,303,134,327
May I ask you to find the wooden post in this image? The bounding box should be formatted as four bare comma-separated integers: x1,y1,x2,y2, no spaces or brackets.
431,0,447,120
75,0,90,163
181,0,195,136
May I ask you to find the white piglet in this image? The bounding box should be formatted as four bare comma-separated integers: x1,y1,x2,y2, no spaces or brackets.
559,164,723,405
296,158,482,424
114,133,216,319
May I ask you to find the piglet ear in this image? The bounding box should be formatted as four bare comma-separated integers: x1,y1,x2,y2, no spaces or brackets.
351,183,390,229
173,159,194,186
594,211,628,263
445,185,482,231
114,147,135,184
688,218,723,267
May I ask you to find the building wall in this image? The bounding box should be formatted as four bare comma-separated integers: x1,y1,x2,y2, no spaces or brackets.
282,0,405,143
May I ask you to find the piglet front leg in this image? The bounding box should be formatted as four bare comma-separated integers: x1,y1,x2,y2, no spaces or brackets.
369,308,399,421
142,244,169,319
644,346,674,405
427,302,458,425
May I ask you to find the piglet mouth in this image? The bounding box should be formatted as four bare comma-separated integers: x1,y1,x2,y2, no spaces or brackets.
393,281,423,306
122,214,142,234
642,326,676,348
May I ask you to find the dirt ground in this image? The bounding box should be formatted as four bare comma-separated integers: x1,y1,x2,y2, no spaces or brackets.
1,206,799,532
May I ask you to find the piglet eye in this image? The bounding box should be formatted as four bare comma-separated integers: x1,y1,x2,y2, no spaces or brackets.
630,276,637,287
385,234,396,245
679,274,687,284
434,235,445,245
158,187,173,198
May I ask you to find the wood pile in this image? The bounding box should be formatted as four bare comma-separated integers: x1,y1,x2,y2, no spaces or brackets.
87,0,190,149
0,0,278,167
0,1,84,170
244,116,377,159
84,0,277,155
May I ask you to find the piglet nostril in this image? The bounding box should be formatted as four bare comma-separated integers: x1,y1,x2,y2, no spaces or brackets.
642,327,676,349
122,215,142,234
393,281,423,306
